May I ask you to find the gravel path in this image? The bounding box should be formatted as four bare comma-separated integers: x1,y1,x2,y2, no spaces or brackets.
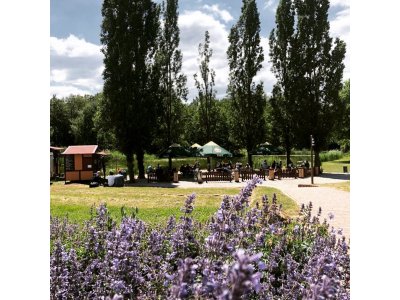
130,172,350,240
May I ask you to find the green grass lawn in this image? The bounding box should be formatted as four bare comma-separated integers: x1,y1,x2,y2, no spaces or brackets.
50,182,299,225
319,181,350,192
321,154,350,173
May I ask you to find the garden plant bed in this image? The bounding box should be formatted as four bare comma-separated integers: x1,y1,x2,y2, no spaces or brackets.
51,178,350,299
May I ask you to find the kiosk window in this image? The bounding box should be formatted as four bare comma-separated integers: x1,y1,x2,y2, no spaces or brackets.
65,155,74,171
83,156,93,170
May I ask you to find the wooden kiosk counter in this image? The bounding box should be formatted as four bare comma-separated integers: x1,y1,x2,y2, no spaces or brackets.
62,145,104,182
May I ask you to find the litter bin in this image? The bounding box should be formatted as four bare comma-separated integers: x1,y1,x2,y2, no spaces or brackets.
298,167,305,178
314,166,319,176
197,171,203,184
173,171,179,183
343,166,348,173
268,169,275,180
233,169,240,182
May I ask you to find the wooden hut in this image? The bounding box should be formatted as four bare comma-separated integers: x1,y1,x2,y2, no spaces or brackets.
62,145,103,182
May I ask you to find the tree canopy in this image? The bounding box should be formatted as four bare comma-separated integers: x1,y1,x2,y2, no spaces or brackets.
227,0,266,167
101,0,160,180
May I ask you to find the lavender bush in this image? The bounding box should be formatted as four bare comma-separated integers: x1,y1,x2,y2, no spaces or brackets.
50,176,350,299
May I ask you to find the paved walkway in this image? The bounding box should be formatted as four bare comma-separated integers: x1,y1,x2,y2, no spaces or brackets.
129,173,350,240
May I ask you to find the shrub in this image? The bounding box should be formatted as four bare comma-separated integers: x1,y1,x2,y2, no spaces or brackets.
50,177,350,299
319,150,344,162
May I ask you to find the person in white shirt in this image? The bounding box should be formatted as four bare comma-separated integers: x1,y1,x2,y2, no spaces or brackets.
106,171,115,187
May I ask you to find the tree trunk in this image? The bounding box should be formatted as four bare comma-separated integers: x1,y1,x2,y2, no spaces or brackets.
126,152,135,183
314,149,321,168
286,145,291,167
247,149,253,168
285,134,291,166
136,149,145,179
168,155,172,170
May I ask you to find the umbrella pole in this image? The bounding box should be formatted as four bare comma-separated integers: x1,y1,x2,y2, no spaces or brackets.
169,155,172,170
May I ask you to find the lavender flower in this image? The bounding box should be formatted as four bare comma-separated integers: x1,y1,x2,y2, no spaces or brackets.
50,180,350,299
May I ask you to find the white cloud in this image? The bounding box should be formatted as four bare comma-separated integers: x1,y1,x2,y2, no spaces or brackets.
50,34,104,98
263,0,278,12
203,4,233,23
330,0,350,8
179,10,277,100
179,10,231,100
330,8,350,80
50,35,102,58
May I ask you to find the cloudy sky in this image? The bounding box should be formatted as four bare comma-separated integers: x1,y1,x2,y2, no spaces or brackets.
50,0,350,100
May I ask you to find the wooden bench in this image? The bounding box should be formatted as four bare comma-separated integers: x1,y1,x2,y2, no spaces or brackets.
147,172,158,183
269,169,298,180
240,170,266,181
280,168,298,179
203,171,232,183
147,172,173,183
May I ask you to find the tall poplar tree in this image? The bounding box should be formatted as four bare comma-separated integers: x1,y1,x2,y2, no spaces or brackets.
194,30,217,142
269,0,297,166
157,0,188,150
227,0,266,167
293,0,346,167
101,0,160,181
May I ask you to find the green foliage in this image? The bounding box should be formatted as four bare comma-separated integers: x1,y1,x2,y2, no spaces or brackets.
319,150,344,162
50,94,106,147
156,0,188,148
334,79,350,152
50,95,73,146
292,0,347,157
193,30,218,142
268,0,296,165
227,0,266,166
101,0,160,179
269,0,347,167
69,95,99,145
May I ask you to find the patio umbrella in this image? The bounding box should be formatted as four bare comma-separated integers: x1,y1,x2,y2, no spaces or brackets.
199,141,232,157
159,143,191,169
191,143,201,148
189,143,202,157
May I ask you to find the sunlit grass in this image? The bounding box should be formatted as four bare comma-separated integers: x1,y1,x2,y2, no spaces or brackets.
321,154,350,173
319,181,350,192
50,182,299,225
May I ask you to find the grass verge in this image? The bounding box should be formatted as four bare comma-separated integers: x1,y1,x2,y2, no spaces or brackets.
321,154,350,173
319,182,350,192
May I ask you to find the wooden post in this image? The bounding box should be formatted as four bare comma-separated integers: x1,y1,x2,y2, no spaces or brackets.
310,135,314,185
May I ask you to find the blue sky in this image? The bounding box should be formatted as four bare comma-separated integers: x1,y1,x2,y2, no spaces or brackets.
50,0,350,100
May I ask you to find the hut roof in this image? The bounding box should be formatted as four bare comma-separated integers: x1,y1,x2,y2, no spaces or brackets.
50,146,64,152
62,145,98,155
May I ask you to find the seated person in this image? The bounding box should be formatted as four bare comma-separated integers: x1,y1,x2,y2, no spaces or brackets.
106,171,115,187
147,165,154,174
271,160,276,169
235,161,242,170
89,171,102,188
92,171,101,183
113,173,125,187
287,159,293,170
261,160,268,170
305,160,310,169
